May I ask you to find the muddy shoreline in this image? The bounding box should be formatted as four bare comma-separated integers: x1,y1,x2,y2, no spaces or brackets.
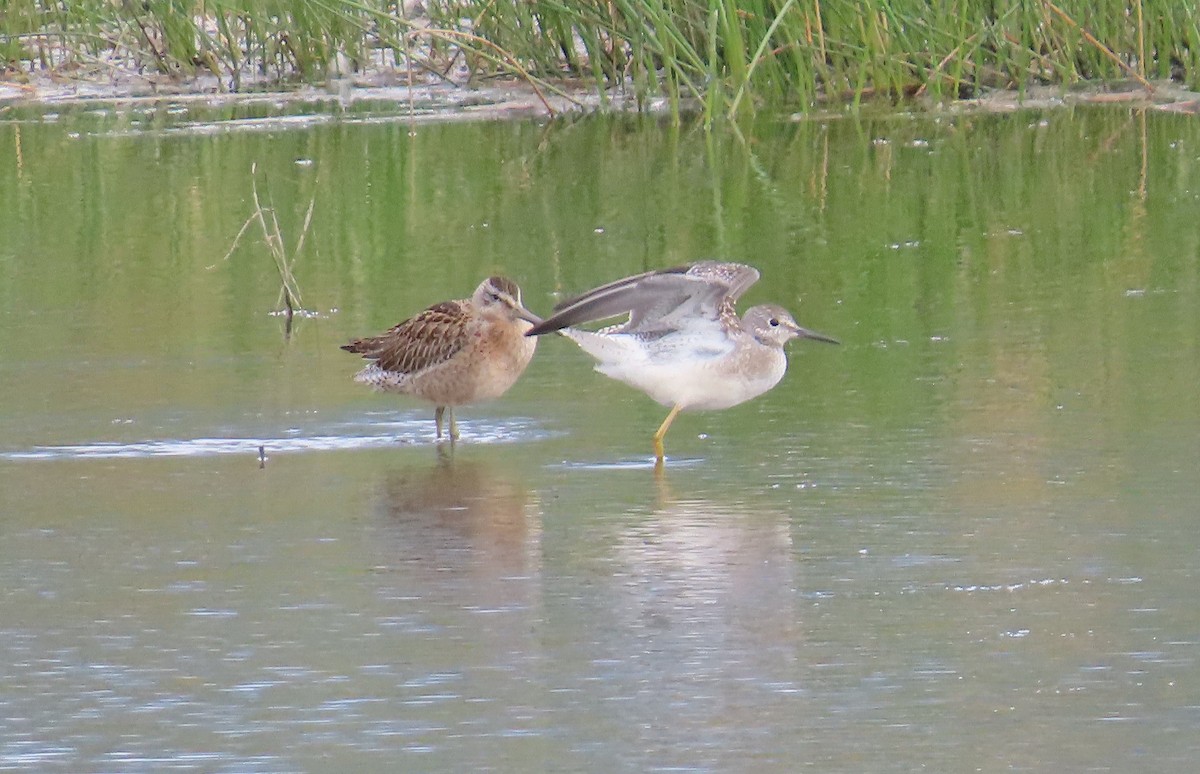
4,67,1200,119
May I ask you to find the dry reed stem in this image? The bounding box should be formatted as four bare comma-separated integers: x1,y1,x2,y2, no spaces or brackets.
407,27,581,116
216,163,311,336
1041,0,1154,93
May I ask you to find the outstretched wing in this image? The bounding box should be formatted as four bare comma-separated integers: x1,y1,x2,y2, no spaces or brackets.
527,262,759,336
341,300,469,375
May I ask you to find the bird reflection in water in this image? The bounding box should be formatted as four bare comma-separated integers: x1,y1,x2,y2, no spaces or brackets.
618,475,803,648
374,455,541,586
368,456,543,733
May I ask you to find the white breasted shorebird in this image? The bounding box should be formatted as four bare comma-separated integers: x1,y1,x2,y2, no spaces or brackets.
526,261,838,463
342,276,541,441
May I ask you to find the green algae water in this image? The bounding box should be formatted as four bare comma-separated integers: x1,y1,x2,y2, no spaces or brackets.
1,100,1199,770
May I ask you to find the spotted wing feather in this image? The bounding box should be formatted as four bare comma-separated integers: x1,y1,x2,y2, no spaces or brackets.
685,261,760,303
341,301,469,375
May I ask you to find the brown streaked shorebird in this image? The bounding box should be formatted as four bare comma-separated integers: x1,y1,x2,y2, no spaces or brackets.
342,276,541,441
526,261,838,464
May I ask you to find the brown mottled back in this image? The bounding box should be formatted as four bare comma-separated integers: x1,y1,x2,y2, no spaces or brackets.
341,300,470,376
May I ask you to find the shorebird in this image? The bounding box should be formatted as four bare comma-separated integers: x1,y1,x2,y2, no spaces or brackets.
526,262,838,463
342,276,541,441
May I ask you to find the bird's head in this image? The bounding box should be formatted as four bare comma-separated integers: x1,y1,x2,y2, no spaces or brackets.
743,304,839,348
475,276,543,326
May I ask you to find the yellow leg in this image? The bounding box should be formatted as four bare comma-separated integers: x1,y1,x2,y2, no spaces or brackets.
652,404,683,464
434,406,446,439
448,407,460,441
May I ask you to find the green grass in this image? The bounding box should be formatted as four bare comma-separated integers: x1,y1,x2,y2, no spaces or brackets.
3,1,1198,120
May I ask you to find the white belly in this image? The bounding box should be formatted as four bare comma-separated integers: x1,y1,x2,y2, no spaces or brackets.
565,329,787,410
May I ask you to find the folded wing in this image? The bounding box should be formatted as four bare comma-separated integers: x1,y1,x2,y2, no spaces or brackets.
341,301,469,375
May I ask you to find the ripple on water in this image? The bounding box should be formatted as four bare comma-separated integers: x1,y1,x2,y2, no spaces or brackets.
0,415,551,461
552,456,706,471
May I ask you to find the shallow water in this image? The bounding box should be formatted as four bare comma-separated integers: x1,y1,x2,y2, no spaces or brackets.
2,100,1199,771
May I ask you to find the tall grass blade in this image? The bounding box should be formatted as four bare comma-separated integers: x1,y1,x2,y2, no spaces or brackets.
3,1,1197,115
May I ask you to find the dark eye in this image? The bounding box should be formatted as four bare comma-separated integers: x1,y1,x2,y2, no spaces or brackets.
769,318,779,327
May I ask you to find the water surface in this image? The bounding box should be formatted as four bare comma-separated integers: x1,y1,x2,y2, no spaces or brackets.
2,101,1199,771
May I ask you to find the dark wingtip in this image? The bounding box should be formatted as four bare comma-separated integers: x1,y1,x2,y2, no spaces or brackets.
524,319,562,337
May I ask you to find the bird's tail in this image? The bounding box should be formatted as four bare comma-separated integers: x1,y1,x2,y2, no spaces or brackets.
562,329,644,368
